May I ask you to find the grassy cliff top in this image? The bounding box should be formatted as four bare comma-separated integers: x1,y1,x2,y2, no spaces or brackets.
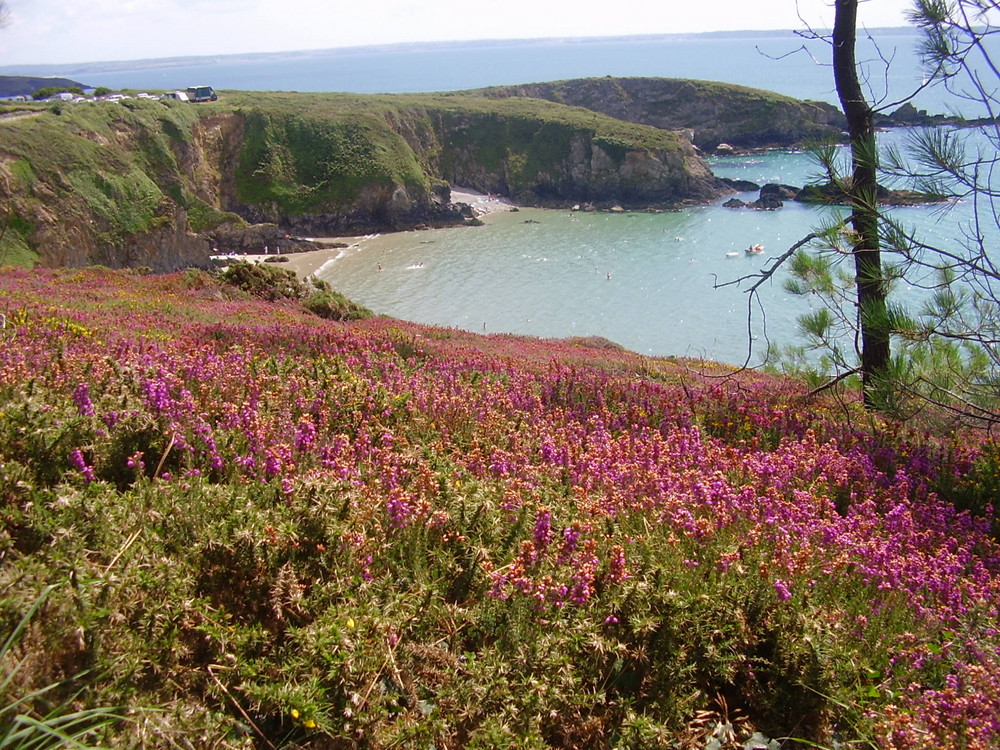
217,89,689,151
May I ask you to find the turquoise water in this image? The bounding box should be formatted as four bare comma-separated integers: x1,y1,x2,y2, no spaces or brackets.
314,146,836,364
318,199,829,363
316,138,988,365
9,30,993,363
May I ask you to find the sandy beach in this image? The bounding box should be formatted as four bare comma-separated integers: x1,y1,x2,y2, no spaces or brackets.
226,187,518,280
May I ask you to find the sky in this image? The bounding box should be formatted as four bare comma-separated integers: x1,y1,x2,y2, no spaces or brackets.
0,0,916,67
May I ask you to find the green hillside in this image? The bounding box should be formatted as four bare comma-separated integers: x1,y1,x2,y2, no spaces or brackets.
0,89,723,270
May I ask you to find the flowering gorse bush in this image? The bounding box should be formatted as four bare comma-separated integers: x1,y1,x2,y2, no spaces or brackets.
1,266,998,749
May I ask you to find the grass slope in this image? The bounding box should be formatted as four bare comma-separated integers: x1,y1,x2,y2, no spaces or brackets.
2,267,1000,749
1,90,700,267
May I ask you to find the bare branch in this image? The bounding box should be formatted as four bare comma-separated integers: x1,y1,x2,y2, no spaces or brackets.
713,233,823,294
806,366,862,397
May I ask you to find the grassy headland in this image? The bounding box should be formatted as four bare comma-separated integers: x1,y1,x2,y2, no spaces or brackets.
1,266,999,748
0,87,724,271
465,77,847,151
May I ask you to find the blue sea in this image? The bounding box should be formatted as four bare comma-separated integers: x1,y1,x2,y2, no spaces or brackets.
5,31,995,364
1,29,980,115
317,138,968,365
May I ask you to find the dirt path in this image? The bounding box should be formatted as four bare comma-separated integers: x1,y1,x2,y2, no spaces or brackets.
0,110,42,123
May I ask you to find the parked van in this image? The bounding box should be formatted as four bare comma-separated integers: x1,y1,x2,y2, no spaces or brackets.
186,85,217,102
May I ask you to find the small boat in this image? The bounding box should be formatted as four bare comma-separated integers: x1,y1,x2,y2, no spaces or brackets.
745,243,764,255
725,251,740,258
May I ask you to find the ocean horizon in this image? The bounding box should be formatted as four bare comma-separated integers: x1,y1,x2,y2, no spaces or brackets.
3,26,961,115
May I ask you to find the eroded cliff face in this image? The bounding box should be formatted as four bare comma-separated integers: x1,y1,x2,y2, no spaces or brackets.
1,104,217,271
423,107,727,208
181,113,245,212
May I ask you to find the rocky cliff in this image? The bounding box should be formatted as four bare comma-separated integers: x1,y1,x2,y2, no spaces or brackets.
423,99,722,207
470,77,846,152
1,90,737,270
228,93,729,225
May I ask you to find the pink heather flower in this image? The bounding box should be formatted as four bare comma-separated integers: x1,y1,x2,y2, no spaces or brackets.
533,507,552,550
72,382,94,417
607,544,629,583
774,579,792,602
142,378,172,413
294,417,317,451
70,449,95,484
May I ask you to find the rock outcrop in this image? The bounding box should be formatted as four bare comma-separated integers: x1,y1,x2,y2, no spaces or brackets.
426,105,726,208
723,180,949,210
874,101,997,129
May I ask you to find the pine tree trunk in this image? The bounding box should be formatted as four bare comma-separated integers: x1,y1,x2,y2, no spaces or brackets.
833,0,891,407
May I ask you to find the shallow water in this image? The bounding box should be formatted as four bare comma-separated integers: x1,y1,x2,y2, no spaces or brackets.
316,138,987,365
318,196,842,364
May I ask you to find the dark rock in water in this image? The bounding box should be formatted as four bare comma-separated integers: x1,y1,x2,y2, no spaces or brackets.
874,101,997,129
795,183,841,203
721,177,760,192
753,184,794,209
723,183,801,210
760,183,799,201
796,181,950,206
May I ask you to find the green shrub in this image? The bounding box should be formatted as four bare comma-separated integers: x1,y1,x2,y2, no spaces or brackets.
218,261,306,300
302,289,373,321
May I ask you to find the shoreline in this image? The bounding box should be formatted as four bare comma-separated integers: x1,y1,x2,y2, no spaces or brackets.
251,187,520,280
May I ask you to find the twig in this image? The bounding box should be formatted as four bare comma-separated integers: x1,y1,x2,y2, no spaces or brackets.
713,232,822,294
207,665,276,750
911,377,1000,426
103,528,142,575
806,366,861,398
708,232,823,374
153,433,176,479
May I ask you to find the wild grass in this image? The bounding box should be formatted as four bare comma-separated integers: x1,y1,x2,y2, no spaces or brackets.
1,586,123,749
1,266,998,748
